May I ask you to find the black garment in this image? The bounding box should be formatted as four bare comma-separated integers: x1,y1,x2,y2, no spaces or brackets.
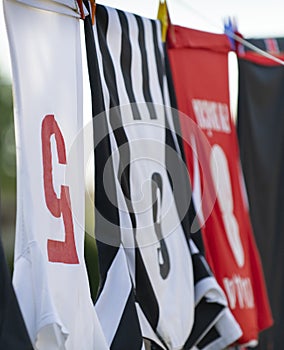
237,54,284,350
0,222,33,348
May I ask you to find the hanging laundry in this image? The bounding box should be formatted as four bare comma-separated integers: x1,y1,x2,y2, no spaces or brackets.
0,230,33,349
167,25,273,346
84,2,241,349
165,48,242,350
4,1,108,349
237,36,284,350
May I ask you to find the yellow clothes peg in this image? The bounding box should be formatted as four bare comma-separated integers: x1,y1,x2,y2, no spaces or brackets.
90,0,96,25
157,0,168,42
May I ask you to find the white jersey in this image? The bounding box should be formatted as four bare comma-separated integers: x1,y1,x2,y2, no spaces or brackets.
4,1,108,349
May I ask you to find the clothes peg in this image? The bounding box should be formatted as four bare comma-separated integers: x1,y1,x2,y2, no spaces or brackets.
157,0,168,42
76,0,85,19
225,18,245,56
90,0,96,25
224,17,236,50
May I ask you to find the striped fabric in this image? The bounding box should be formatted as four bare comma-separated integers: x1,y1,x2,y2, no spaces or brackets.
188,235,242,349
84,3,241,349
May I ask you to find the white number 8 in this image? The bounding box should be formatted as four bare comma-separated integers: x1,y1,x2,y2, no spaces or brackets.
210,145,245,267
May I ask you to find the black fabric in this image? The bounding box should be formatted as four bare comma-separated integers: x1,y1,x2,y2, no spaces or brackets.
84,5,121,296
197,326,220,349
184,298,223,349
237,57,284,349
244,37,284,53
135,15,157,120
84,7,144,350
191,252,211,285
135,247,160,330
117,11,141,120
111,291,143,349
0,219,33,349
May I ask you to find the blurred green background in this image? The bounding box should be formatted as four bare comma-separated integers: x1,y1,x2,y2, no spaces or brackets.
0,70,100,301
0,69,16,269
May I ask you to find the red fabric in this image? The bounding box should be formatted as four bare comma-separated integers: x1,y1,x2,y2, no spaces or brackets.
167,24,273,345
238,50,284,66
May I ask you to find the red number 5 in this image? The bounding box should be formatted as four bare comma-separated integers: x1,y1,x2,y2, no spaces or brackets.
41,114,79,264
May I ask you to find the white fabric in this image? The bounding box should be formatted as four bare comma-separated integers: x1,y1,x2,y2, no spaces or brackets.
202,309,243,350
12,0,89,17
95,247,132,347
94,7,195,349
12,0,86,17
4,1,108,349
135,304,166,350
189,239,242,348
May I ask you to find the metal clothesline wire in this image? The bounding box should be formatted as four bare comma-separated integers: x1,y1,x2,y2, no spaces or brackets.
230,31,284,65
172,0,284,66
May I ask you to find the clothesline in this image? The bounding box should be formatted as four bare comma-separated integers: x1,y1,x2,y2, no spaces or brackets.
176,0,284,65
228,31,284,65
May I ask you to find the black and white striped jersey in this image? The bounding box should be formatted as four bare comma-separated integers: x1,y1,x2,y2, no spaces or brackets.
84,3,242,349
